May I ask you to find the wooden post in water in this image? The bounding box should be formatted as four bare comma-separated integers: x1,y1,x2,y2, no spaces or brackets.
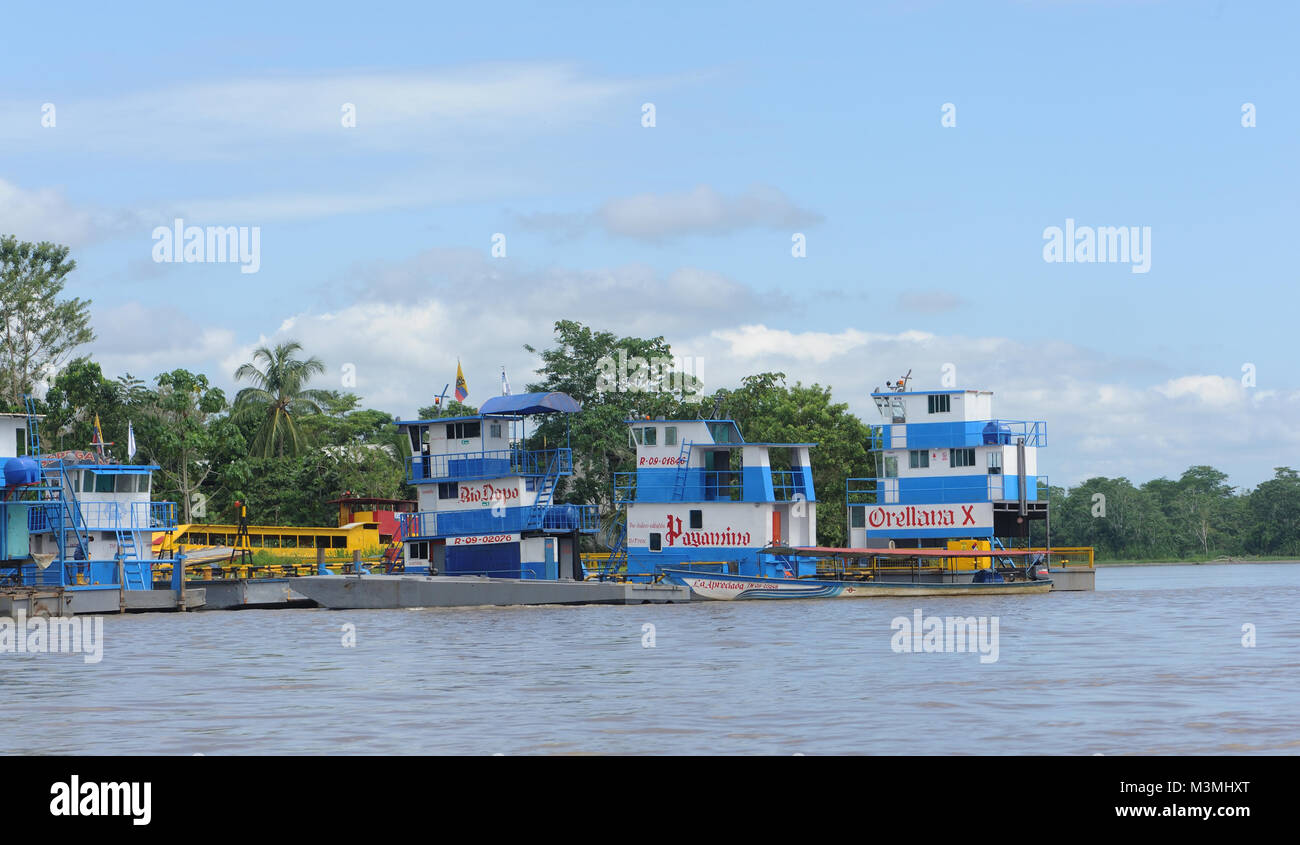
352,549,361,574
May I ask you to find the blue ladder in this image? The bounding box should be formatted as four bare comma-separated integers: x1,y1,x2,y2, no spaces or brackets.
524,453,561,530
114,506,148,590
670,440,693,500
600,519,627,581
991,536,1017,568
23,393,42,457
51,462,90,563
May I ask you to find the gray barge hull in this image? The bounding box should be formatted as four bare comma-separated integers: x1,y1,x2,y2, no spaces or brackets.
292,574,690,609
0,587,206,616
191,579,314,610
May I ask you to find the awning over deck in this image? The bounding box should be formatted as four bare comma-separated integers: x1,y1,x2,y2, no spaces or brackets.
479,392,582,416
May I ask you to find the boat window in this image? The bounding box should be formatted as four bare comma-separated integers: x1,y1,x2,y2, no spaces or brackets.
408,426,423,453
987,451,1002,475
331,536,346,549
927,394,951,414
116,474,135,493
137,475,151,493
665,426,677,446
850,507,865,528
630,428,644,446
883,455,899,478
16,428,26,456
438,482,459,500
445,421,482,440
95,472,116,493
82,470,94,491
950,448,976,468
489,422,502,439
708,422,731,443
643,426,657,446
909,450,929,469
689,510,702,529
649,533,662,552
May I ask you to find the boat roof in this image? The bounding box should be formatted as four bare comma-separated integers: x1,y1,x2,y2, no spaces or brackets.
769,545,1042,558
479,392,582,416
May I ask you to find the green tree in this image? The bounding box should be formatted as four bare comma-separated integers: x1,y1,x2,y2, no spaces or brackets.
139,369,239,523
1176,466,1235,557
524,320,701,519
716,373,874,547
232,341,330,458
0,237,94,409
1245,468,1300,556
41,357,132,454
415,399,478,418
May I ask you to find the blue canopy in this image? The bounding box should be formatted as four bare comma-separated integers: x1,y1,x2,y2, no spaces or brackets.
479,391,582,416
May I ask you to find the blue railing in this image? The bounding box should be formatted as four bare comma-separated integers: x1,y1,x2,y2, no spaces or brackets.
399,511,437,538
614,470,743,503
872,419,1048,451
133,501,178,530
541,504,599,533
400,503,600,538
847,475,1049,506
406,448,573,483
770,470,809,502
29,499,177,532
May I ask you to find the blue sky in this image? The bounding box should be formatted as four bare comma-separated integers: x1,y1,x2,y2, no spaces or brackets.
1,0,1296,489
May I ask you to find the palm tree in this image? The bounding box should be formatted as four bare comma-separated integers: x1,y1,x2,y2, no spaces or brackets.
233,341,331,458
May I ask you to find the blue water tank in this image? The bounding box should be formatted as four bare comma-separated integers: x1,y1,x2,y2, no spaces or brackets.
981,422,1012,445
3,456,40,487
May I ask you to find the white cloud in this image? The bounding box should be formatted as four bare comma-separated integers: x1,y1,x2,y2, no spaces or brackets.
75,252,1300,493
79,302,237,379
1155,374,1242,406
0,63,650,161
0,178,153,246
519,184,824,241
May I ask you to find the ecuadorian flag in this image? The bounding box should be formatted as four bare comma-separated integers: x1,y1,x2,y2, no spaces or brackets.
455,360,468,402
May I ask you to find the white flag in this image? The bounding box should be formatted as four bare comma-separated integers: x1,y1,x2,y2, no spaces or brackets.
501,366,510,396
127,420,137,460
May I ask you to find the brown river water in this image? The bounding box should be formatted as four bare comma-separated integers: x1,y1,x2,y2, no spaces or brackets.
2,563,1297,754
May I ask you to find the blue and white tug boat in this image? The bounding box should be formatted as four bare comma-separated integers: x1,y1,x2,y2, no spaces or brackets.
656,375,1071,599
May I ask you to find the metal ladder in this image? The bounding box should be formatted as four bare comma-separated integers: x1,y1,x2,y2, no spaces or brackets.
114,508,147,590
599,518,628,581
670,440,693,500
991,535,1018,569
524,453,561,530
